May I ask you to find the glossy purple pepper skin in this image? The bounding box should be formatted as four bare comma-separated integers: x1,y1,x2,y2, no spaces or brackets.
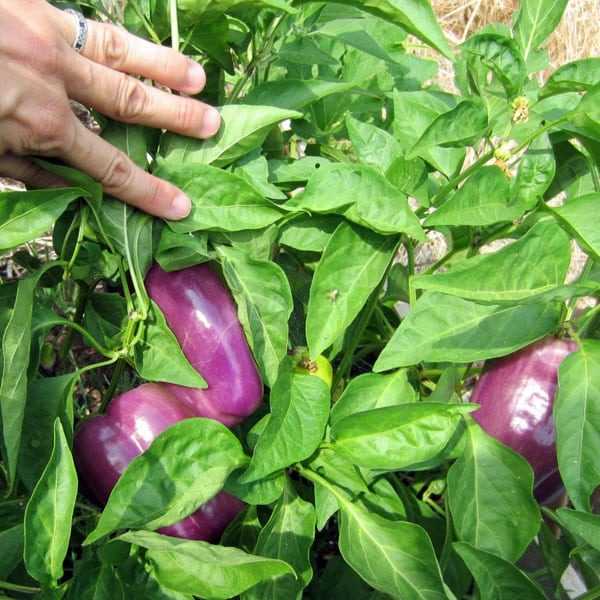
74,383,245,542
145,263,263,427
470,336,578,505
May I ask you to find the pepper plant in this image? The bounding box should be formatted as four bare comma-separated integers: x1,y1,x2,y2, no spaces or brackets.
1,0,600,597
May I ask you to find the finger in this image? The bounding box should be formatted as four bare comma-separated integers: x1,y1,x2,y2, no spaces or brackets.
64,57,221,138
57,8,207,95
0,154,67,189
61,116,192,220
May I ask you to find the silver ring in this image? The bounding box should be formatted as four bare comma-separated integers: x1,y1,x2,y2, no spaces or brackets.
64,9,88,54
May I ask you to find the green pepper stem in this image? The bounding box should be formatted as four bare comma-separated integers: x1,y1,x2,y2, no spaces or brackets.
0,581,40,594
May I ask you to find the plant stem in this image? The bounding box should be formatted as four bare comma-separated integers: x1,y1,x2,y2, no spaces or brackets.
169,0,179,51
227,14,285,103
428,113,573,209
512,113,573,156
406,240,417,307
64,205,89,281
42,318,109,359
297,464,345,501
78,356,120,413
0,581,40,594
56,284,92,365
127,0,162,44
429,150,494,207
102,357,127,410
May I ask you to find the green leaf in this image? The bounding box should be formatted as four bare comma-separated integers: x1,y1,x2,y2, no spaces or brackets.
102,121,147,168
233,155,287,202
85,419,248,544
537,519,570,592
385,156,430,204
316,555,372,600
118,530,295,599
447,420,540,562
242,477,316,600
24,419,77,585
278,38,339,66
0,525,24,579
93,197,156,280
19,374,75,491
330,370,417,427
300,0,454,60
462,33,527,96
218,246,293,388
316,16,401,63
549,193,600,260
413,221,572,303
83,293,128,348
225,469,285,506
571,84,600,140
331,403,475,470
221,505,263,553
555,340,600,511
335,493,448,599
154,163,285,233
243,80,355,111
513,0,569,59
393,90,465,177
133,300,207,388
453,543,546,600
223,225,279,260
408,100,489,159
345,113,405,173
178,0,296,23
0,188,84,251
269,156,332,185
117,552,190,600
308,448,370,529
374,291,561,369
159,105,301,167
66,561,125,600
241,359,331,483
425,166,519,226
155,228,211,272
542,58,600,97
288,163,424,238
306,222,398,358
556,509,600,553
278,214,340,253
513,133,556,210
0,274,37,491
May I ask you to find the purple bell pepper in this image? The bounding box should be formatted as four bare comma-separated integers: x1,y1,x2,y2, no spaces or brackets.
145,263,263,427
74,383,245,542
470,336,578,505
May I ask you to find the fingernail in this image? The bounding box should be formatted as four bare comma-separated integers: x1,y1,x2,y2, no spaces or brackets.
169,193,192,220
200,107,221,138
185,63,206,92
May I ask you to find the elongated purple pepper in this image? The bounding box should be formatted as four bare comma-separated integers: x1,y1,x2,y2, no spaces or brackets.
74,383,244,542
145,263,263,427
471,336,577,504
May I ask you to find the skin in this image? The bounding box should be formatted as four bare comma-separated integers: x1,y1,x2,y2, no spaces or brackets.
0,0,221,219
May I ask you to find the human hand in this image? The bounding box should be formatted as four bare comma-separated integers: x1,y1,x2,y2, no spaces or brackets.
0,0,221,219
